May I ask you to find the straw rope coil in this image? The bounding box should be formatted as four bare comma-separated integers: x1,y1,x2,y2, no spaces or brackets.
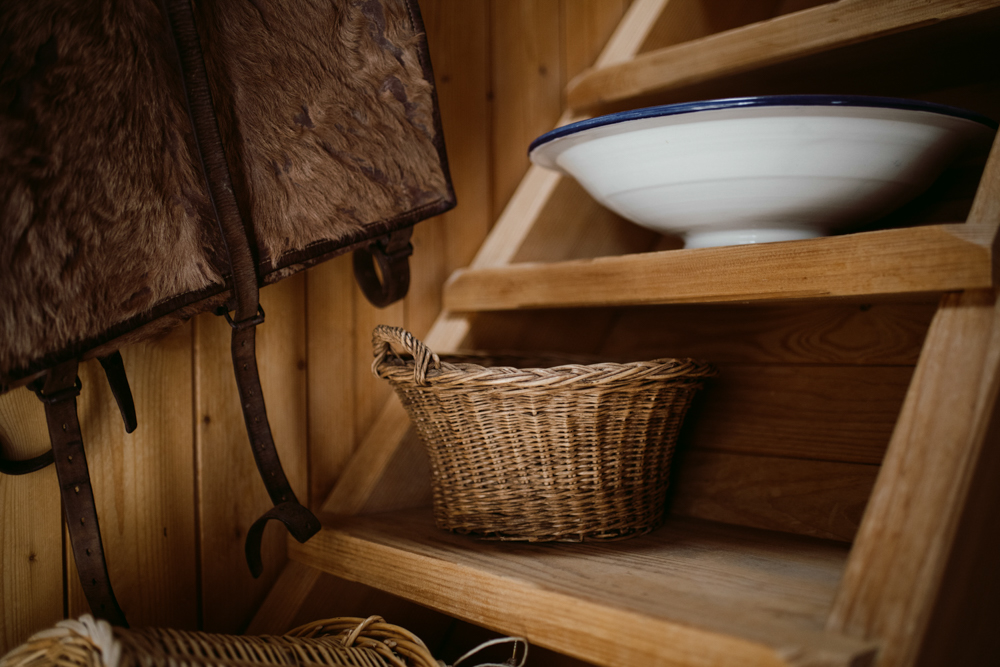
372,325,716,542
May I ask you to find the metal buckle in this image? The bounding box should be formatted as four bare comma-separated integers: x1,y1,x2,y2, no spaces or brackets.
30,376,83,404
221,304,266,330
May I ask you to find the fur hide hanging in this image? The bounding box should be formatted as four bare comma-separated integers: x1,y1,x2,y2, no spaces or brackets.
0,0,453,388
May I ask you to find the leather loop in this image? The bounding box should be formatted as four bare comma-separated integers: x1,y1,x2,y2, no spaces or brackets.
245,501,322,578
353,228,413,308
223,304,266,330
231,323,321,572
98,351,137,434
36,360,129,627
0,448,54,475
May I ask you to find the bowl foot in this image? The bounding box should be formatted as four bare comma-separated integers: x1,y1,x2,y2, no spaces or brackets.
683,228,820,249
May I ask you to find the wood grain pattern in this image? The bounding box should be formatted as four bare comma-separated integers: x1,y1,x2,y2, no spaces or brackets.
0,390,63,655
828,290,1000,665
444,224,994,312
589,0,670,68
565,0,1000,110
911,375,1000,666
244,560,322,635
682,364,913,465
196,277,307,634
417,0,493,284
509,177,662,263
466,301,935,366
600,301,936,366
292,509,876,667
490,0,564,221
352,288,405,465
670,450,880,542
562,0,632,82
631,0,819,56
66,324,197,629
462,308,621,358
305,256,357,509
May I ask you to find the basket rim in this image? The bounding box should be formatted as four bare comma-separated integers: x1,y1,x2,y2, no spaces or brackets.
376,354,716,388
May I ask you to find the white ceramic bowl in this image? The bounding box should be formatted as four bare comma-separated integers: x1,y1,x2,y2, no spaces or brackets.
529,96,997,248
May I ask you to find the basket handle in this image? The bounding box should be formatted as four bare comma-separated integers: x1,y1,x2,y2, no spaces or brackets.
371,325,441,386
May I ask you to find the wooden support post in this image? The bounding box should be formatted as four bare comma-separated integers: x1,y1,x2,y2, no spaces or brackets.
828,289,1000,665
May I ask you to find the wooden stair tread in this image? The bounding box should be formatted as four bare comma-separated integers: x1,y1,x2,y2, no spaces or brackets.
291,508,876,666
443,224,993,312
565,0,1000,111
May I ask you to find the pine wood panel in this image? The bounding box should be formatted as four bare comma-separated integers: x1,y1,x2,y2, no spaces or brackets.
0,391,63,655
66,325,197,629
601,302,935,366
509,178,663,263
631,0,829,56
670,450,880,542
415,0,492,291
196,277,307,633
353,290,405,459
561,0,632,82
565,0,1000,110
444,224,994,311
683,363,913,465
462,308,621,358
490,0,564,221
305,256,357,509
291,509,875,667
461,301,935,366
465,0,669,274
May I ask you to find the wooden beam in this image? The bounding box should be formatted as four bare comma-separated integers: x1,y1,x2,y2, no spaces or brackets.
827,289,1000,665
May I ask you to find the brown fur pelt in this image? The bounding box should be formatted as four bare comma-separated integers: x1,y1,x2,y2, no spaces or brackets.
0,0,452,387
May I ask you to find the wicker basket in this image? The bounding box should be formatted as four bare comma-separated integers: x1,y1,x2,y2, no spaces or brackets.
0,615,442,667
372,325,716,542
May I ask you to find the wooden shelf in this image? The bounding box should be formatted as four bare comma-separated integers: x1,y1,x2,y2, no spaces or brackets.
285,0,1000,664
291,509,876,667
444,224,994,312
565,0,1000,112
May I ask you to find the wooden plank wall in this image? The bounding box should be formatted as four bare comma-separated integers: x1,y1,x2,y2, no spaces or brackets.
0,0,630,655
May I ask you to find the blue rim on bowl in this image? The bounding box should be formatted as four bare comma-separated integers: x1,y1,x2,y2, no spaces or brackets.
528,94,999,157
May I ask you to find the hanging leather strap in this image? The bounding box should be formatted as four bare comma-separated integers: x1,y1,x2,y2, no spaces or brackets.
353,228,414,308
160,0,319,575
98,351,137,434
32,360,129,627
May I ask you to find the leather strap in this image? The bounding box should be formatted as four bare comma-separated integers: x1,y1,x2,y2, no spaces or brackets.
159,0,258,322
32,360,129,627
161,0,319,575
98,352,137,434
1,352,134,476
353,228,414,308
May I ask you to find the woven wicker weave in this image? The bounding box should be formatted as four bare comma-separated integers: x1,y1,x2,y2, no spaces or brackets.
372,325,716,542
0,615,440,667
